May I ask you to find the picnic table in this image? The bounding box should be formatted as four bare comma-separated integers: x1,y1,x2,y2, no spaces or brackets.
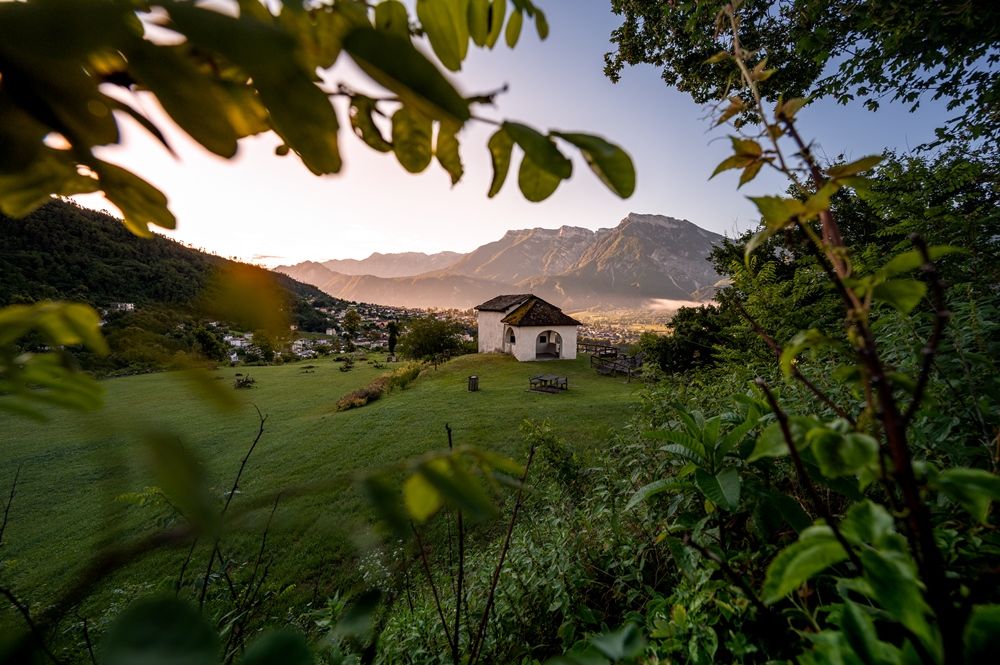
529,374,568,392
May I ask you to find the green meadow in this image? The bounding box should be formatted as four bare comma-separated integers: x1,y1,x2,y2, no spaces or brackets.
0,353,639,628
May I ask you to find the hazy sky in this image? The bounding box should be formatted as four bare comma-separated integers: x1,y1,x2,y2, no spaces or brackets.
78,1,950,266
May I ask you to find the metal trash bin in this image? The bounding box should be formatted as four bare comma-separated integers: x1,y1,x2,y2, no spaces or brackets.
468,375,479,392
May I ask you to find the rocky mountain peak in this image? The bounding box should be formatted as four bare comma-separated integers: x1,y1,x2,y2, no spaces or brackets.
619,212,692,229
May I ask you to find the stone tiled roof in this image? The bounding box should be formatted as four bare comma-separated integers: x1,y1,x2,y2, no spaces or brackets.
474,294,532,312
500,297,582,327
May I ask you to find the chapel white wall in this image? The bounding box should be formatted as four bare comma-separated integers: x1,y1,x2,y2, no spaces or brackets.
476,310,506,353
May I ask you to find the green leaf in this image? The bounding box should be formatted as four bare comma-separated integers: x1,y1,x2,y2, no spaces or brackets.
717,412,759,458
417,0,469,72
762,526,848,604
103,597,217,665
839,501,902,551
418,456,497,523
125,41,238,158
505,8,523,48
436,122,464,185
362,474,408,538
647,429,708,463
931,468,1000,523
485,0,506,48
344,27,471,125
710,154,755,179
551,131,635,198
625,478,690,510
95,161,176,236
503,122,572,178
518,154,563,202
374,0,410,38
964,605,1000,664
749,195,806,229
167,3,342,175
749,416,816,462
827,155,882,179
0,148,99,218
694,467,741,511
241,629,313,665
738,160,764,188
534,8,549,39
467,448,525,477
391,106,433,173
758,491,812,534
590,623,646,660
141,432,217,530
0,95,47,174
872,279,927,314
731,136,762,157
486,127,514,197
331,589,381,642
780,328,836,378
58,303,110,354
879,246,965,277
775,97,808,120
281,5,359,71
468,0,490,46
403,464,444,522
349,96,392,152
857,548,937,658
840,599,890,665
810,430,878,478
216,81,270,138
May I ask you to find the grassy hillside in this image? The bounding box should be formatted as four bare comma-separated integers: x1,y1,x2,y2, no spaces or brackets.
0,199,332,309
0,353,638,633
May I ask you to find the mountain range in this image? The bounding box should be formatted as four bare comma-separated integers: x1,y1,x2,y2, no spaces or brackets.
276,213,725,310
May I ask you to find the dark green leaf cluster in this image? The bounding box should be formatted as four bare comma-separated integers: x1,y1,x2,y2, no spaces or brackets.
396,314,467,362
0,0,636,232
606,0,1000,153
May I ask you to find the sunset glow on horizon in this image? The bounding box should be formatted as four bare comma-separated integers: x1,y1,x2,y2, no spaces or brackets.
76,1,953,268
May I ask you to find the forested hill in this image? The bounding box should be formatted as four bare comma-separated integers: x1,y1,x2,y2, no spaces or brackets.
0,198,332,310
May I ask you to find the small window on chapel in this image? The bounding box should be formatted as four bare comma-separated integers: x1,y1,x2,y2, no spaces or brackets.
539,335,547,343
509,334,515,344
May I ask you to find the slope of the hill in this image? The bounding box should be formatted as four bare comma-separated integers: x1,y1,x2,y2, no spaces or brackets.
0,199,335,312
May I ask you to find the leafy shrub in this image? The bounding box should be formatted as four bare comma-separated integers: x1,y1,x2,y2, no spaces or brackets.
233,374,256,389
334,364,421,411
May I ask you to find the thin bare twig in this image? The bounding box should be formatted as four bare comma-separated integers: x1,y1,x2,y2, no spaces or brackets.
0,463,22,547
412,522,457,657
470,444,537,665
199,407,268,609
175,538,199,595
78,613,97,665
447,424,465,665
0,586,64,665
